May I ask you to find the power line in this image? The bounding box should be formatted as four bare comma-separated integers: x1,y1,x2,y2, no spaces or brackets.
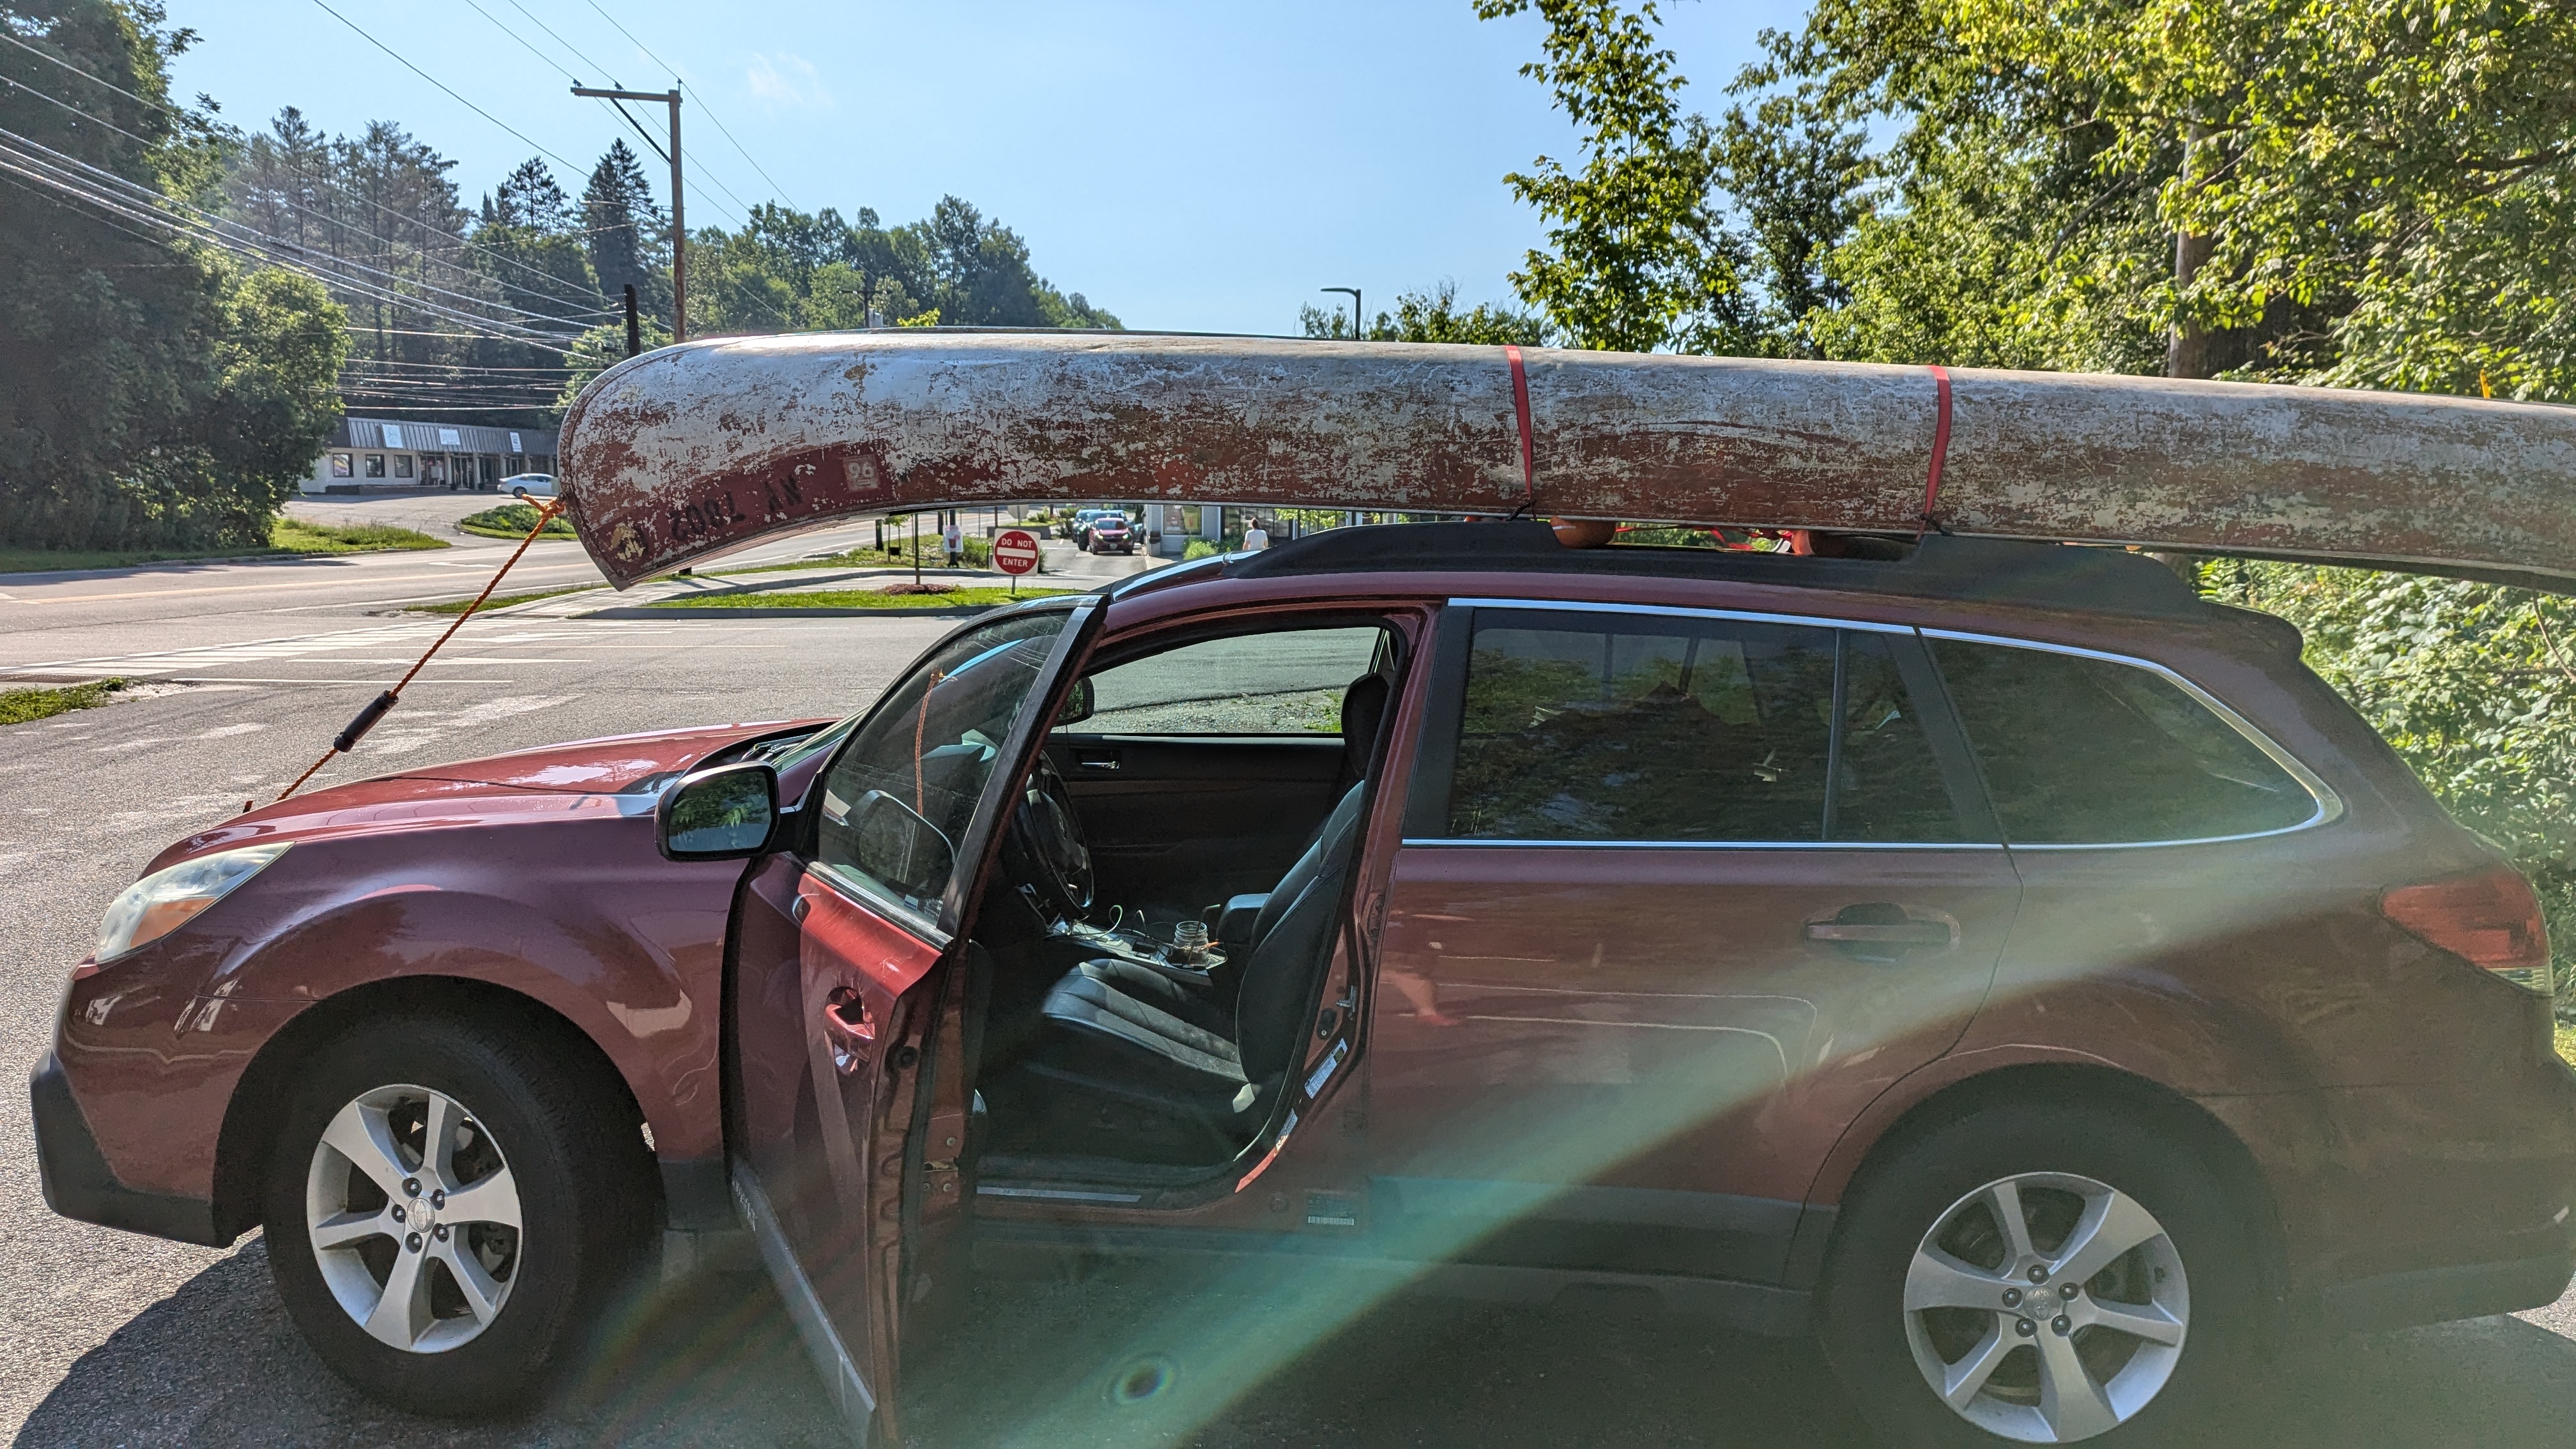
1,36,625,309
570,0,789,212
0,133,585,346
456,0,580,85
0,123,592,334
305,0,584,172
502,0,617,79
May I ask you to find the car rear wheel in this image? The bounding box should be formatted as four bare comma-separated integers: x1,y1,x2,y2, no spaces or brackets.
261,1015,652,1416
1818,1101,2257,1446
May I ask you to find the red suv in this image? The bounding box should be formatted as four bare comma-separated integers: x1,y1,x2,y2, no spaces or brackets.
33,523,2573,1445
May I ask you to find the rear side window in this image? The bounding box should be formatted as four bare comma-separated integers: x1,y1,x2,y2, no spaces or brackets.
1445,612,1970,843
1929,639,2318,844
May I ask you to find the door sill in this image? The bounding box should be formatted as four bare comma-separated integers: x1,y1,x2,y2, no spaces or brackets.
970,1218,1813,1337
732,1161,876,1441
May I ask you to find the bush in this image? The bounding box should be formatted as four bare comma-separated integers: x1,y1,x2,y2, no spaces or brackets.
1182,539,1220,561
2212,562,2576,999
459,503,576,539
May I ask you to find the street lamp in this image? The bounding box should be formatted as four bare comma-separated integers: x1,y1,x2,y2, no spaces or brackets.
1320,286,1362,340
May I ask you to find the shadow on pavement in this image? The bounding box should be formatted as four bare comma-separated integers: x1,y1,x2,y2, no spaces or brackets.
27,1240,2576,1447
14,1239,843,1448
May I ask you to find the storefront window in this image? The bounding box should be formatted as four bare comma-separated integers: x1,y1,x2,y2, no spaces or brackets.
364,454,386,478
330,452,353,479
393,454,414,479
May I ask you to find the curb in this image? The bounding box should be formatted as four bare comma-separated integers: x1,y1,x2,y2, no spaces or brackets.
587,604,1023,619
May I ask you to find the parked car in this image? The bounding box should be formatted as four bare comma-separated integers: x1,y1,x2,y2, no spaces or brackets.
501,473,556,499
1061,507,1117,544
33,522,2574,1444
1085,514,1137,555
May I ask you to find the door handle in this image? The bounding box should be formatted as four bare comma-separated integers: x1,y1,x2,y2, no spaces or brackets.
824,986,876,1039
822,986,875,1074
1073,751,1121,771
1805,904,1960,961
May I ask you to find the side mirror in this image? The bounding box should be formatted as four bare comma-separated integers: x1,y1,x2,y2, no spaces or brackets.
1056,675,1096,727
658,762,779,860
848,789,955,900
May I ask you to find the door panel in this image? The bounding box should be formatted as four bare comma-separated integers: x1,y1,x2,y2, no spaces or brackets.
729,858,944,1441
1045,734,1345,905
1368,844,2019,1278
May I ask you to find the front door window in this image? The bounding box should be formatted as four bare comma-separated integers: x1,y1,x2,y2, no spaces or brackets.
814,610,1072,922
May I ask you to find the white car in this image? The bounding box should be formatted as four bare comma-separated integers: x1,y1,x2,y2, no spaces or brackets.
502,473,556,499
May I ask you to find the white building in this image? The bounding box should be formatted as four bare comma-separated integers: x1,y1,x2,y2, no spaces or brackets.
306,417,560,494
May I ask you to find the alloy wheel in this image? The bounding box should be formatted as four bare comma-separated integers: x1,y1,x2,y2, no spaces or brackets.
1901,1170,2189,1443
304,1083,524,1354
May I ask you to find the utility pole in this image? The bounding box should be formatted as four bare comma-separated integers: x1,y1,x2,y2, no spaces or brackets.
623,284,640,356
1321,286,1362,339
572,85,687,342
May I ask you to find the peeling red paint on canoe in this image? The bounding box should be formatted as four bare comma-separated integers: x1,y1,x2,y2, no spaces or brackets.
556,333,2576,590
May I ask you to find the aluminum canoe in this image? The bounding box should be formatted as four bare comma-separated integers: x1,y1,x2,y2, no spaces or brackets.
555,332,2576,592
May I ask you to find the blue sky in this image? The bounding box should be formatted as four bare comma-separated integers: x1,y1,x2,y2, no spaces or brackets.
170,1,1809,335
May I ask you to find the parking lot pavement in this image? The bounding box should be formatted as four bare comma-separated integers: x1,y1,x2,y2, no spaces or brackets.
12,603,2576,1446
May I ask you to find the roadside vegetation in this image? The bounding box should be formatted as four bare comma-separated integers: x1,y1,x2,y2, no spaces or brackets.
0,678,129,727
0,518,445,573
409,584,600,615
650,585,1072,611
2211,565,2576,1004
457,503,578,540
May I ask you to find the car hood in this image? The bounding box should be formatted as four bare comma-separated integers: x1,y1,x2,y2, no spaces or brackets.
148,719,829,871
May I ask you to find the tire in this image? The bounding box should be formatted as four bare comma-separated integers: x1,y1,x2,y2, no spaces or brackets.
260,1014,654,1416
1817,1100,2258,1447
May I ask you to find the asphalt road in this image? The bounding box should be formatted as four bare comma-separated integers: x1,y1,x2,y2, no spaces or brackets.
9,530,2576,1446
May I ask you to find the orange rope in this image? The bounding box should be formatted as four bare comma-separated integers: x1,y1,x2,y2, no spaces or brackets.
270,500,568,806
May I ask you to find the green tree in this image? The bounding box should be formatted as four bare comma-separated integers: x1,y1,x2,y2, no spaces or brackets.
678,195,1118,338
1475,0,1756,352
1298,280,1553,345
1,0,346,551
2211,564,2576,987
582,139,669,327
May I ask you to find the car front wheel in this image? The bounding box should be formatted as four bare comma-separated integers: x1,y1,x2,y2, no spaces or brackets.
260,1015,652,1415
1818,1101,2258,1446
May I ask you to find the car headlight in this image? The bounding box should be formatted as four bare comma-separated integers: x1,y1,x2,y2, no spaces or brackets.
93,843,291,963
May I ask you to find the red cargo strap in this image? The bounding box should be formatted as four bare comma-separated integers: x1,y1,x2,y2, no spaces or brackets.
1918,364,1952,540
1505,344,1535,510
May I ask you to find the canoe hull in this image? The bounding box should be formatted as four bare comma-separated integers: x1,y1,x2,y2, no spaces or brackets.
556,332,2576,591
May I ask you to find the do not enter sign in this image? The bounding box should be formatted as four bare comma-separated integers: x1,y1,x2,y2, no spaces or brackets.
992,528,1041,576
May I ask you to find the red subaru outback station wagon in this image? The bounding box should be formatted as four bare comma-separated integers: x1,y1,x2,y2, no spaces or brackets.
33,523,2575,1445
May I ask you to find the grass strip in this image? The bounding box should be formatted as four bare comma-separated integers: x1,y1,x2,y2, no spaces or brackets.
458,503,578,540
409,584,601,615
0,518,447,572
269,518,450,554
0,678,129,726
650,586,1074,611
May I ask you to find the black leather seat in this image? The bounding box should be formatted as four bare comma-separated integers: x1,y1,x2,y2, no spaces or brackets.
1016,671,1386,1130
1211,671,1387,951
1028,769,1367,1125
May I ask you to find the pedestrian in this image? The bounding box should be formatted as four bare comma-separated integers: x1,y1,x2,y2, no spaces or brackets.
1242,517,1271,551
943,516,963,568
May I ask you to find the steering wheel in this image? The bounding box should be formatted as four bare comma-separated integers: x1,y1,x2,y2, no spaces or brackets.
1005,752,1094,922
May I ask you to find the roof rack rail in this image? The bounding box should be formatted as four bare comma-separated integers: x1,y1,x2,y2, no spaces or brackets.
1138,521,2204,617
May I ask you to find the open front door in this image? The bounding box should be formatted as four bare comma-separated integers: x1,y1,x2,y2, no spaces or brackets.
729,867,947,1441
727,601,1095,1441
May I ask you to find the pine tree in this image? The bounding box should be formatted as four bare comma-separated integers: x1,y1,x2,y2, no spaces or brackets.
491,157,570,232
581,140,665,322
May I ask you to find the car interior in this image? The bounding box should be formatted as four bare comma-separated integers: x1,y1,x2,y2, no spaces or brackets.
963,615,1404,1179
